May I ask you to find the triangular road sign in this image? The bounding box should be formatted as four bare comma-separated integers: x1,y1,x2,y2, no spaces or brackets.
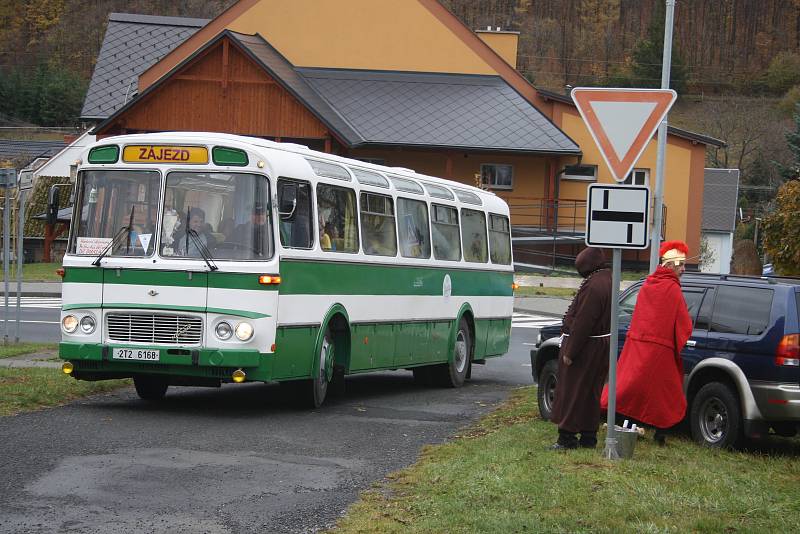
571,88,677,182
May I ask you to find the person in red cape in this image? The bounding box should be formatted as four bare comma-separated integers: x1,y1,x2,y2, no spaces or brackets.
600,240,693,446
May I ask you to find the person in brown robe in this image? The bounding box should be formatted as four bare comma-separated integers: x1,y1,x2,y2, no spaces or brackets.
549,247,612,450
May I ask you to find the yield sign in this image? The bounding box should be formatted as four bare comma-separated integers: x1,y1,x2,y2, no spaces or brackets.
571,88,677,182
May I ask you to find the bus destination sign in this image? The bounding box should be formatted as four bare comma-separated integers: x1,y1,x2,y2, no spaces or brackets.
123,145,209,164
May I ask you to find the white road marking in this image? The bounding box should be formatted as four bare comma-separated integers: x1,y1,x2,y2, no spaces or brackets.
0,320,60,324
0,297,61,309
512,312,561,329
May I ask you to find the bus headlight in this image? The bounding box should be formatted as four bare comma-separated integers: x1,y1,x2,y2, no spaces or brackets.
215,321,233,340
62,315,78,333
235,322,254,341
80,315,96,334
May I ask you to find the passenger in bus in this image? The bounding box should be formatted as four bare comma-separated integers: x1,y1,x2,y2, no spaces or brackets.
234,202,269,256
174,208,216,257
218,217,235,241
327,223,340,251
319,216,332,250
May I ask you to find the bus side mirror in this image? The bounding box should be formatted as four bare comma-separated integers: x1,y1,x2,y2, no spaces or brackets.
46,185,61,226
278,183,297,220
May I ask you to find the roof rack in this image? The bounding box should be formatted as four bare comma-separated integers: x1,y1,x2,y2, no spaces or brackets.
683,272,800,285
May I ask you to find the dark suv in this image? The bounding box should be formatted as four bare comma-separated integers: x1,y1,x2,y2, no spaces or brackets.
531,273,800,448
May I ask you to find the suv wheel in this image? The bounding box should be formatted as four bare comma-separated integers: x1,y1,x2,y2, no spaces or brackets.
536,359,558,421
690,382,742,448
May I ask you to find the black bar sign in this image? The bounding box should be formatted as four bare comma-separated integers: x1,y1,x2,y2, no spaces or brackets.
591,210,644,223
603,190,609,209
627,224,633,243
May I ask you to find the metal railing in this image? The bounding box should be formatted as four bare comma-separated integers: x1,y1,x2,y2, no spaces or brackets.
502,196,667,272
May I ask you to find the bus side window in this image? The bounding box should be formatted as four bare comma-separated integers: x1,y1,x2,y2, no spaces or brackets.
360,192,397,257
317,183,359,253
488,213,511,265
397,197,431,259
461,208,488,263
431,204,461,261
278,179,313,249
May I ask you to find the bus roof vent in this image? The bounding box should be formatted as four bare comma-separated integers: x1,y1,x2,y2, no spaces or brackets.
305,158,351,181
388,175,424,194
453,188,482,205
351,168,389,188
422,182,455,200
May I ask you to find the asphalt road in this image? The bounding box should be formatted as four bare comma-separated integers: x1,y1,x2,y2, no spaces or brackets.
0,314,558,534
0,297,61,342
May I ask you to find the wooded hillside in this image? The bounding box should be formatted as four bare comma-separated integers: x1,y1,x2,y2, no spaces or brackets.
2,0,800,126
445,0,800,95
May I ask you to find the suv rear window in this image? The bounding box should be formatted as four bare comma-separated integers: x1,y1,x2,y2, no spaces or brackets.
710,286,773,335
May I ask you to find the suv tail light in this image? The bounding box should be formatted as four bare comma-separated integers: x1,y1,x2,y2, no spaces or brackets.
775,334,800,366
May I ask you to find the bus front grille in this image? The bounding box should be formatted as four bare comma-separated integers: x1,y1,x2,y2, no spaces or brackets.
107,313,203,345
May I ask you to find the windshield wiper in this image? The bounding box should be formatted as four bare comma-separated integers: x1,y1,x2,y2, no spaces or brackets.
182,205,217,271
91,225,131,266
92,206,136,266
187,228,218,271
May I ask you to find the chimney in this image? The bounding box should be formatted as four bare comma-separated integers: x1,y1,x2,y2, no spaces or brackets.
475,27,520,68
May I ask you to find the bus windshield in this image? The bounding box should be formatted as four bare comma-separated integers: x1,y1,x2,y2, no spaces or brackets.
160,172,273,261
69,170,161,257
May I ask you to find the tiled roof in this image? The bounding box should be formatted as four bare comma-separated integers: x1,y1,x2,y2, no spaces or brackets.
80,13,208,120
229,33,363,145
702,168,740,233
298,69,580,154
0,140,66,165
97,30,578,154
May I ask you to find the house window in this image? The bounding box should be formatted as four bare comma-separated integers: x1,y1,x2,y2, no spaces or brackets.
562,164,597,181
480,164,513,190
624,169,649,185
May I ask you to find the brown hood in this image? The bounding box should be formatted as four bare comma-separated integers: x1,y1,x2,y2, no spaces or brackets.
575,247,607,277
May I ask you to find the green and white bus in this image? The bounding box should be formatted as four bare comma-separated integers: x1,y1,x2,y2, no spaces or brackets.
59,132,514,407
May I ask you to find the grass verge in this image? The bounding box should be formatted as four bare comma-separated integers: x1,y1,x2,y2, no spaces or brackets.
514,286,576,298
0,342,58,359
1,262,62,282
0,368,130,416
332,387,800,533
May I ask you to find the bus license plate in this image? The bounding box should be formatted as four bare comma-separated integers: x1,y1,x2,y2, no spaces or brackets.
112,348,160,361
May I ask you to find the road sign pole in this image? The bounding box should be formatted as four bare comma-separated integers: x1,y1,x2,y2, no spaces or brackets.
649,0,676,271
3,184,9,345
15,189,25,343
603,248,622,459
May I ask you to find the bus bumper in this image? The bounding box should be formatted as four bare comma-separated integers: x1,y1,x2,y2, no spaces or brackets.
59,342,272,381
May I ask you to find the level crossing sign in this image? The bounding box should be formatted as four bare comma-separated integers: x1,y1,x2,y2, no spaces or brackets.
585,184,650,249
571,88,676,182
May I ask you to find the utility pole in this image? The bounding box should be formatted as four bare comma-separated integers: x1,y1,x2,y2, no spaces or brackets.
649,0,676,272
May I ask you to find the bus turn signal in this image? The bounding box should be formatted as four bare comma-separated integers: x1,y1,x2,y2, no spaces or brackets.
258,275,281,285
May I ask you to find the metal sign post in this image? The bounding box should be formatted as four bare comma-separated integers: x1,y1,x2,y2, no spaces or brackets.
605,248,622,458
649,0,677,271
0,169,15,345
586,183,650,459
15,188,25,342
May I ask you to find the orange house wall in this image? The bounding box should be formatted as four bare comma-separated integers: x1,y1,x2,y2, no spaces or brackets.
346,147,550,199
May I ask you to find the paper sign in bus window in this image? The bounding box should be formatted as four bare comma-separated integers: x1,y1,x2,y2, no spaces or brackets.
76,237,112,255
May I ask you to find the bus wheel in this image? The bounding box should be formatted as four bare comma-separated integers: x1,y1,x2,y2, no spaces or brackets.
297,328,333,408
134,375,168,401
435,317,471,388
